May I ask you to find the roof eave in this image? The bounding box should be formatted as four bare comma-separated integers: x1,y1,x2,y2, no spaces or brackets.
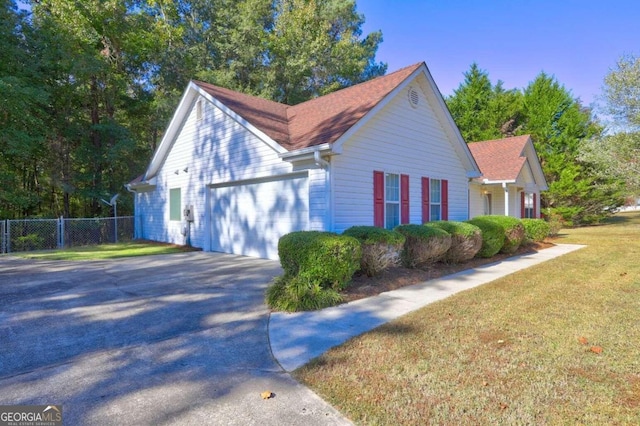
480,179,517,185
330,65,426,154
197,84,289,155
125,177,157,193
144,82,289,182
280,143,334,161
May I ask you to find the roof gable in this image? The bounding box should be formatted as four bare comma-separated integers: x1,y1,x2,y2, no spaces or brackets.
468,135,548,189
286,63,422,150
143,62,482,181
193,81,291,147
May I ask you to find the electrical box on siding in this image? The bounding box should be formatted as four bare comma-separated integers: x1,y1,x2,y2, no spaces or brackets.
183,205,195,222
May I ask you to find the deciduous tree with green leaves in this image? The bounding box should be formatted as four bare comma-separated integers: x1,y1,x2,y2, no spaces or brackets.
0,0,385,219
0,0,49,218
579,55,640,198
600,55,640,129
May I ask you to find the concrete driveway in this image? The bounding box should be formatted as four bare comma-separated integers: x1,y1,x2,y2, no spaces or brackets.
0,252,350,425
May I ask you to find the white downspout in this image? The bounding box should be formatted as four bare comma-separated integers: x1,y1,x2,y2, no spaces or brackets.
313,150,330,169
314,150,331,231
502,182,509,217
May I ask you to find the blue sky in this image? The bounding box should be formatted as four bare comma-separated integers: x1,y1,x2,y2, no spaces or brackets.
358,0,640,106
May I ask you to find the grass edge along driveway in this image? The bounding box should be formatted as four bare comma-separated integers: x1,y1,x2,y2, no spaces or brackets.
295,212,640,425
8,241,198,260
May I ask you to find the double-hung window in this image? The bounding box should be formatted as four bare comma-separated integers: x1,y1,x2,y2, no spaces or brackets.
523,193,534,218
374,171,409,229
385,173,400,229
421,177,448,222
430,178,442,221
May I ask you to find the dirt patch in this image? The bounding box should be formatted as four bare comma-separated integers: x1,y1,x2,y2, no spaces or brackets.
341,240,555,303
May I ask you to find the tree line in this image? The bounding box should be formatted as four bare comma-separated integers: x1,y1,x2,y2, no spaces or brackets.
1,0,638,225
0,0,385,219
446,59,640,225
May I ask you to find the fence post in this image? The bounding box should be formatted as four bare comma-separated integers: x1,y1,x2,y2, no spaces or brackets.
6,220,10,253
58,216,64,249
1,220,5,254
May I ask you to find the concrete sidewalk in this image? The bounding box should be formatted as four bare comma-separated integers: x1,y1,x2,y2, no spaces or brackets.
269,243,586,372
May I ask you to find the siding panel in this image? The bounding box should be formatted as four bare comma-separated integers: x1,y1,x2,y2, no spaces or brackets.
136,95,296,250
332,83,471,232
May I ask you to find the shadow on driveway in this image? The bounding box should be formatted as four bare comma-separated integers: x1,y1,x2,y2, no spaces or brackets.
0,252,350,425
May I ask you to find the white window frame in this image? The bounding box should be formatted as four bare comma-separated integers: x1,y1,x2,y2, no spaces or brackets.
430,178,442,221
524,192,534,219
483,193,492,215
169,188,182,221
385,173,400,229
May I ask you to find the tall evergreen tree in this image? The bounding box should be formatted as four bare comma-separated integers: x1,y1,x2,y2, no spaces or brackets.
446,63,522,142
520,73,622,223
448,63,622,224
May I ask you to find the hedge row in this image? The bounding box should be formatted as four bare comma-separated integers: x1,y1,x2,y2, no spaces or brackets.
266,216,551,312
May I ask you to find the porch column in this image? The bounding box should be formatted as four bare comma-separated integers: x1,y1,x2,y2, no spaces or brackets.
502,182,509,216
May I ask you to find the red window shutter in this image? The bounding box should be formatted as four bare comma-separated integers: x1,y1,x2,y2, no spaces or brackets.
401,174,409,224
441,179,449,220
533,193,538,218
373,171,384,227
421,177,430,223
520,192,526,218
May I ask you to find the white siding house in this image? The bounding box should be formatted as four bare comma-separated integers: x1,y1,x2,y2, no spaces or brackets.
128,63,482,260
468,135,548,219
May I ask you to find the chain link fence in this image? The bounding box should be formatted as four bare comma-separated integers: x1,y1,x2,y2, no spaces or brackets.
1,216,134,254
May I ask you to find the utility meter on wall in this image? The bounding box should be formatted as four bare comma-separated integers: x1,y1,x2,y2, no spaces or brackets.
183,205,195,222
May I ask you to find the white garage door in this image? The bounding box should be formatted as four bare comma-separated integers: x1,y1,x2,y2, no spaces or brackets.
209,173,309,260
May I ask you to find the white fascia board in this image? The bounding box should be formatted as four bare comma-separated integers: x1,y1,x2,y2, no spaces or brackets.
481,179,516,185
419,63,482,176
125,176,157,193
197,87,288,156
144,82,288,181
523,138,549,190
279,143,333,162
144,83,198,180
330,68,425,154
329,63,481,176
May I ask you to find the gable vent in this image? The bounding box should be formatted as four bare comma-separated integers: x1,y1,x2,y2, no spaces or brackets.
408,86,419,108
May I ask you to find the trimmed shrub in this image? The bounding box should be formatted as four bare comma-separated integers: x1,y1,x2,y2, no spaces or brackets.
429,221,482,263
343,226,405,276
466,216,505,258
265,275,343,312
277,231,361,291
522,218,551,243
479,215,525,254
394,224,452,268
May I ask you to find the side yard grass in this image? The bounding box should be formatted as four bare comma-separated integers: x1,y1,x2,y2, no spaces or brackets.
9,241,198,260
295,212,640,425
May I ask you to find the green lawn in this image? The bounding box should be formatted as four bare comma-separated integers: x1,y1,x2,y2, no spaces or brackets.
10,241,198,260
295,212,640,425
